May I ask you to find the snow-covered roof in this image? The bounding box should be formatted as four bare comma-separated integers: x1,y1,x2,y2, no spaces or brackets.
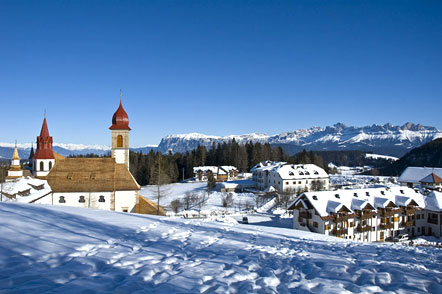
398,167,442,184
1,177,51,203
193,166,237,174
290,186,428,218
274,164,328,180
250,161,286,173
424,191,442,212
420,173,442,184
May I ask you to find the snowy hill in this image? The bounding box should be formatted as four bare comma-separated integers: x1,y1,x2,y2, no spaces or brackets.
158,122,442,156
1,202,441,293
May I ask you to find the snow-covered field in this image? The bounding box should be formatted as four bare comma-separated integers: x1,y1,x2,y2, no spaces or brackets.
140,182,256,214
0,203,441,293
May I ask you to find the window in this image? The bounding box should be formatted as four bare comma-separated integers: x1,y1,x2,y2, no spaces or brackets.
40,161,44,171
313,222,318,228
312,195,318,200
335,194,340,199
117,135,123,147
79,196,86,203
306,180,308,184
286,182,289,185
99,195,105,203
366,192,370,196
349,222,354,227
49,161,52,170
122,208,128,212
293,181,296,185
353,193,358,197
381,191,385,195
417,214,421,220
298,181,301,184
59,196,65,203
400,190,404,194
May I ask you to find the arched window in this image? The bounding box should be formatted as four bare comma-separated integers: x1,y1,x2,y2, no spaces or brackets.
59,196,66,203
79,196,86,203
98,195,105,202
49,161,53,170
117,135,123,147
40,161,44,171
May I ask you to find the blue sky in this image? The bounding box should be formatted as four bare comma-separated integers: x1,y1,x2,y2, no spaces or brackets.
1,0,441,147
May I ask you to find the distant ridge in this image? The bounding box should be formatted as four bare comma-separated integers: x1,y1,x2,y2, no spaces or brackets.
158,122,442,157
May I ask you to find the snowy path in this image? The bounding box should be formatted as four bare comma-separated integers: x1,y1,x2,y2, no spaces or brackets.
0,203,441,293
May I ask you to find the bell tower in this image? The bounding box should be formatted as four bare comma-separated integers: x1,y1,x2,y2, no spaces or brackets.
110,92,131,169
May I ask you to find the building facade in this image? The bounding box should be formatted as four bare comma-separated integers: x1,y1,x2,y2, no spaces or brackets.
193,166,238,182
251,161,329,193
398,167,442,189
289,187,442,241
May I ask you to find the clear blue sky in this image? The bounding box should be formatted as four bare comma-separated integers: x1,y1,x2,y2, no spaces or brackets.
1,0,441,147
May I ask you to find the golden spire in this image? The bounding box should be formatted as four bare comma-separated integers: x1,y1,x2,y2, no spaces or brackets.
12,141,20,161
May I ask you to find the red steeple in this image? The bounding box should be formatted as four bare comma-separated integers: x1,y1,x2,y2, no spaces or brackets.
33,116,55,159
109,98,131,130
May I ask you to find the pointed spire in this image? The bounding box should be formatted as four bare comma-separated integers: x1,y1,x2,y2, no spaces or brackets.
12,141,20,160
40,117,50,137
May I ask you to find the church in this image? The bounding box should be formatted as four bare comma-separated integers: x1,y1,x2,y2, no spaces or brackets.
27,98,164,215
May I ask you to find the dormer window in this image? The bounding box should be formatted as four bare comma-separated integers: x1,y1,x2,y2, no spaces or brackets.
366,192,370,196
314,171,319,175
59,196,66,203
353,193,358,197
400,190,404,194
335,194,340,199
381,191,385,195
79,196,86,203
98,195,105,203
312,195,318,200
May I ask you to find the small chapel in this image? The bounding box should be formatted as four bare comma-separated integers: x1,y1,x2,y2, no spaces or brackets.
28,98,164,215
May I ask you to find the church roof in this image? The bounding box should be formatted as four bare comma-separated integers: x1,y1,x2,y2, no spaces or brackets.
47,158,140,193
34,117,55,159
109,100,131,130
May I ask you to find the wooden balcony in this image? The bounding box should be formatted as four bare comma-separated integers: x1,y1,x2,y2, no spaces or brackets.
380,223,394,230
357,212,375,220
402,220,414,227
356,225,371,233
334,215,349,222
428,218,438,225
299,211,312,219
381,210,395,217
402,207,416,215
332,228,348,236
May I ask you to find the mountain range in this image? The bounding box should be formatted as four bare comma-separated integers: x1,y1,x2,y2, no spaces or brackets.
1,122,440,160
157,122,442,157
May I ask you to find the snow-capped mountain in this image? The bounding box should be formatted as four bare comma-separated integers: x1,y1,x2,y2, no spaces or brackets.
157,122,442,156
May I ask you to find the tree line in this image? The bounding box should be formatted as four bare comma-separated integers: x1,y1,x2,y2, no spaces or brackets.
129,139,333,186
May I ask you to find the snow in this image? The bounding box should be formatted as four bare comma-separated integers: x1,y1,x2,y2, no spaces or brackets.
140,182,256,212
1,177,51,203
0,202,441,293
365,153,399,161
0,142,111,151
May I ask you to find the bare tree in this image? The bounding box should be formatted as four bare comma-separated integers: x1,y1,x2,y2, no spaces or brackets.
183,191,193,210
245,200,254,211
170,199,182,213
310,180,325,192
277,192,295,209
150,155,171,215
221,193,234,210
195,192,208,216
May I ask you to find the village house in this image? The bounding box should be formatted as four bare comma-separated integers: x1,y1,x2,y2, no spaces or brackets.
251,161,329,193
193,166,238,182
398,167,442,190
288,186,442,241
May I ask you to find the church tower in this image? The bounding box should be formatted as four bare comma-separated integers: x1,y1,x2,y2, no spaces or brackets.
6,142,23,179
110,95,131,169
33,116,55,178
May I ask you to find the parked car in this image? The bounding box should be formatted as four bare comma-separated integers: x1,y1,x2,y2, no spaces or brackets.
393,234,409,242
242,216,248,224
